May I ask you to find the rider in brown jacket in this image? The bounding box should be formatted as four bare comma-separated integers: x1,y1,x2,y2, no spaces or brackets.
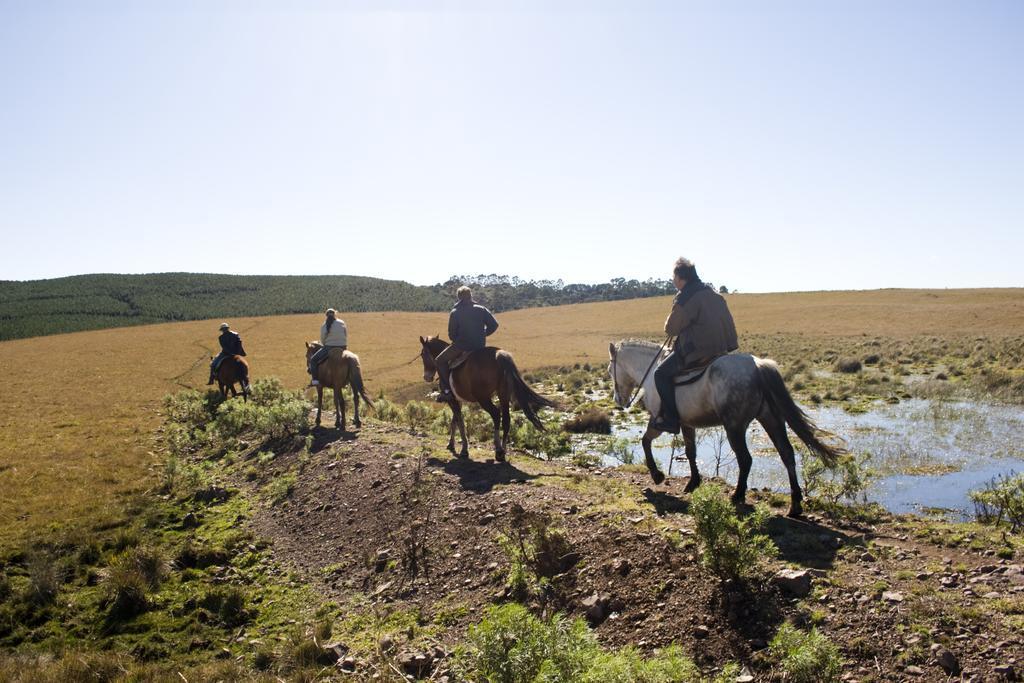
652,257,738,433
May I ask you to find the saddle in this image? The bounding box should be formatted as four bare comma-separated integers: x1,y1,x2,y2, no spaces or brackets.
672,355,723,386
449,350,472,371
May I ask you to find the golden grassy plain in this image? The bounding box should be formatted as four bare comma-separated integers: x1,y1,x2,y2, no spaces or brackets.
1,288,1022,546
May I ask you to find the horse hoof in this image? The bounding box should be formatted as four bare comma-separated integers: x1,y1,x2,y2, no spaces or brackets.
649,470,666,485
788,505,803,518
495,450,506,462
731,493,747,506
459,450,470,460
354,420,361,429
683,476,702,493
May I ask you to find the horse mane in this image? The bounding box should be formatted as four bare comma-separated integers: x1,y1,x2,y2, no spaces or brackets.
616,338,664,352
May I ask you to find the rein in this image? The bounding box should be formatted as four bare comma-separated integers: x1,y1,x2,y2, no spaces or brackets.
621,336,672,409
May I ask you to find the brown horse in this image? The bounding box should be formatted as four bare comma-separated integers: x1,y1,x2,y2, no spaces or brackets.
419,335,555,461
305,342,373,429
214,356,250,401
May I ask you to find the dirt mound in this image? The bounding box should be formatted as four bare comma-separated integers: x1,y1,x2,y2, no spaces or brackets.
244,422,1024,681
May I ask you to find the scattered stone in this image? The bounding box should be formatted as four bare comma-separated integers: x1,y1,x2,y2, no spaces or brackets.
904,665,925,676
994,664,1018,680
692,625,710,639
582,593,611,625
181,512,200,529
398,651,434,677
984,591,1003,599
612,558,631,576
374,549,391,572
480,513,496,525
930,643,960,674
882,591,905,603
322,642,348,662
860,552,876,563
339,656,357,672
773,569,813,598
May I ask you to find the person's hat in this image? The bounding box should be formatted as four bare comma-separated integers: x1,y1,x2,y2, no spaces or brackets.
219,322,230,330
326,308,336,316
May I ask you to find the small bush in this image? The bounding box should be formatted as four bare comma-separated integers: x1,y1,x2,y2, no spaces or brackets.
24,553,61,607
404,401,437,431
201,586,250,627
690,485,777,584
265,472,297,506
600,437,636,465
372,397,403,423
802,453,875,516
834,358,862,374
455,604,594,683
104,546,167,620
769,623,842,683
581,645,700,683
563,408,612,435
971,472,1024,532
498,505,574,599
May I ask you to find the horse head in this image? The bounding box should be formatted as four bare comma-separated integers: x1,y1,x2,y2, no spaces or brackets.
418,335,447,383
305,341,323,363
608,341,639,409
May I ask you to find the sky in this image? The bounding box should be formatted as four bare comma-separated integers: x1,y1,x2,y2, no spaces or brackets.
1,0,1021,292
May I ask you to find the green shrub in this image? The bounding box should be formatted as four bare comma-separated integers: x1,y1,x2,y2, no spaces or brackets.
690,485,777,584
201,586,250,627
769,623,842,683
24,552,61,607
456,605,701,683
404,401,437,431
510,416,570,458
498,506,573,599
802,453,875,515
581,645,700,683
372,397,403,423
104,546,167,620
971,472,1024,531
600,437,636,465
265,472,298,506
455,604,594,683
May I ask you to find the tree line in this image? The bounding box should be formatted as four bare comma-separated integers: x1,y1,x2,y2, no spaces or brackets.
0,272,683,341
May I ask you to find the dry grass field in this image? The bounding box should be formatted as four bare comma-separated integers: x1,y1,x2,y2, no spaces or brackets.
1,288,1021,547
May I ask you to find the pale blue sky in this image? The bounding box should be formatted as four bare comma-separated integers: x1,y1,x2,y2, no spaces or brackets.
1,1,1021,292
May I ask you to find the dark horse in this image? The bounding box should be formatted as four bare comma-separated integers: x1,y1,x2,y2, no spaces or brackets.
214,355,250,401
419,336,555,461
609,340,846,517
305,342,373,430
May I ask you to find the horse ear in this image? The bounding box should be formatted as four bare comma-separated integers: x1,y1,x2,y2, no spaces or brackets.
608,342,616,358
305,341,310,349
419,335,425,344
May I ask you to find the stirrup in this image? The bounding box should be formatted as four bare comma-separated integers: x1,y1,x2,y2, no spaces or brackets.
652,415,680,434
435,390,452,403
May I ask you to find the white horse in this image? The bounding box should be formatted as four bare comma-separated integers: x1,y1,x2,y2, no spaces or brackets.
608,340,844,517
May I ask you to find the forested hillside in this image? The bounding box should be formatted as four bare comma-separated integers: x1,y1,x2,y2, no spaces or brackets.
0,274,449,341
0,272,679,340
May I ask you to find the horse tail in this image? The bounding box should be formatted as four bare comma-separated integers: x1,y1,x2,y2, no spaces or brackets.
497,351,555,430
756,358,845,467
347,356,374,409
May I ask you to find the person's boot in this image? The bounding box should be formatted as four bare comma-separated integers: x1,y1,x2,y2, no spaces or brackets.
435,366,453,402
651,412,681,435
207,370,216,385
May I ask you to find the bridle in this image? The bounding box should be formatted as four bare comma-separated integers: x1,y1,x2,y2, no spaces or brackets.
613,337,672,409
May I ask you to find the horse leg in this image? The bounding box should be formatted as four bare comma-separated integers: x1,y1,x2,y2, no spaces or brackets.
451,402,469,459
757,407,803,517
335,386,344,429
642,424,665,485
446,412,457,453
315,386,323,427
681,426,702,493
351,383,362,429
725,423,754,506
499,394,511,455
478,399,503,461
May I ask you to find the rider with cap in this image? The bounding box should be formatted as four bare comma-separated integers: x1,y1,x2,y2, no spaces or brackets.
308,308,348,387
651,257,738,433
208,322,246,385
435,286,499,401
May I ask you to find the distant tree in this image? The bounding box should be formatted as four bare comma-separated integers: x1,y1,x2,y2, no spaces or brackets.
719,285,729,294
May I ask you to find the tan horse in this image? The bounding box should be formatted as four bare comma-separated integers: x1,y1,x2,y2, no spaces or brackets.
215,356,250,401
419,335,555,461
305,342,374,429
